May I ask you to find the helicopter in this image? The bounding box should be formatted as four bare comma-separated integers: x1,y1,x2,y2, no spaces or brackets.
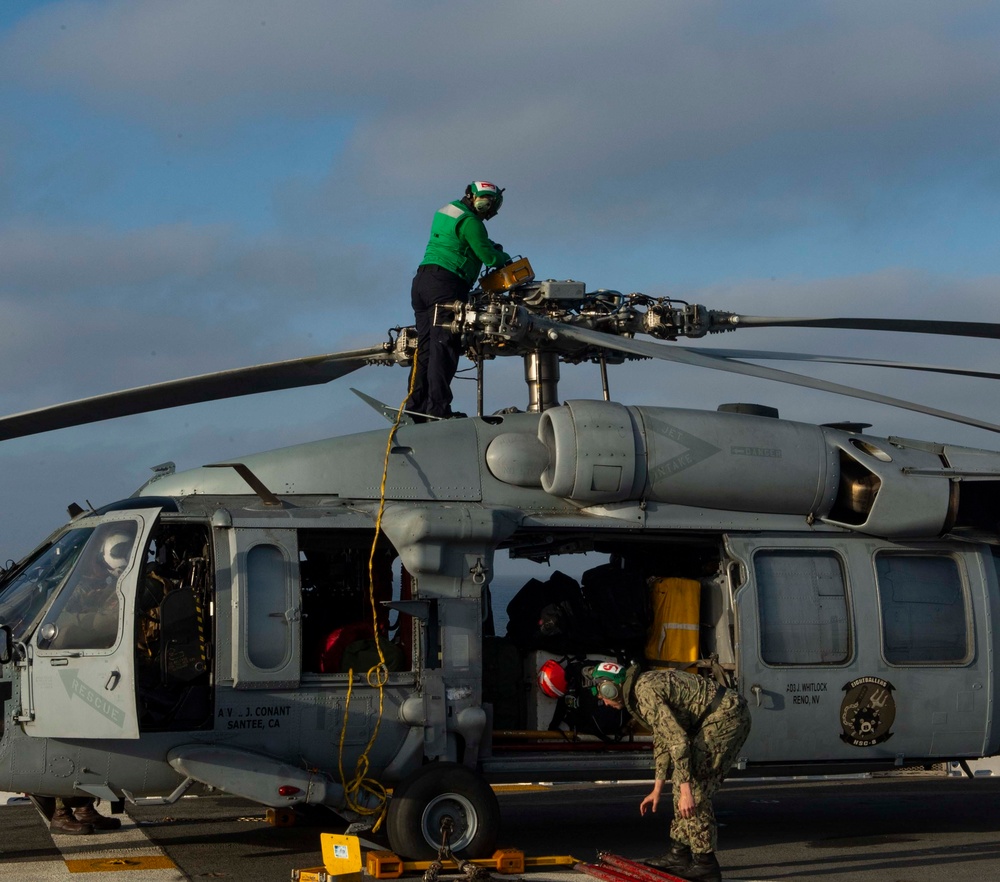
0,258,998,860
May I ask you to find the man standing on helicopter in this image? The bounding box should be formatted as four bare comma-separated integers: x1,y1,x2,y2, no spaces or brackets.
405,181,511,421
592,662,751,882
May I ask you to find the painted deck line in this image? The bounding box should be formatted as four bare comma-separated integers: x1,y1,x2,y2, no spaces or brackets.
491,783,552,792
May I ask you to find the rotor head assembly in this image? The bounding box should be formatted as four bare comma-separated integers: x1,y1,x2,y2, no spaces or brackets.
1,258,998,441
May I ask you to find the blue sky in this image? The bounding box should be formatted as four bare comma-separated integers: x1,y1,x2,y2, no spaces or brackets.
1,0,999,559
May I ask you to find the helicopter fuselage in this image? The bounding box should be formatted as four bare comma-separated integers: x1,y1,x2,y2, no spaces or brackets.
1,402,998,855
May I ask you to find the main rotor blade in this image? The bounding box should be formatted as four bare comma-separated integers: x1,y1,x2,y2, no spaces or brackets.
728,315,1000,339
0,344,393,441
533,319,1000,434
688,347,1000,380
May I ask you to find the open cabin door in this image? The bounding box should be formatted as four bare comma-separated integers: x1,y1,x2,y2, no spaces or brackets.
729,534,991,765
23,509,162,740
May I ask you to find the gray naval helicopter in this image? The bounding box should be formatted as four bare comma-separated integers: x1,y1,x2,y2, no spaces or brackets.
0,259,998,858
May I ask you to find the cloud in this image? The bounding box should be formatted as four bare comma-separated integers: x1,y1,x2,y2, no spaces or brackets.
6,3,1000,230
318,5,1000,228
0,221,405,412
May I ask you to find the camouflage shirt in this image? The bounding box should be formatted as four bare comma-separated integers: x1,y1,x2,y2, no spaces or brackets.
623,666,723,784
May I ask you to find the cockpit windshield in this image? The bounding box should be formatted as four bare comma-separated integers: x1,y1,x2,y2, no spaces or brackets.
0,528,95,641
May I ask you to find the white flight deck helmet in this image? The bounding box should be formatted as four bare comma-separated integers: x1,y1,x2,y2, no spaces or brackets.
101,531,133,577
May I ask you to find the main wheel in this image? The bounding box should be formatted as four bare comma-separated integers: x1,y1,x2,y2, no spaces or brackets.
385,762,500,860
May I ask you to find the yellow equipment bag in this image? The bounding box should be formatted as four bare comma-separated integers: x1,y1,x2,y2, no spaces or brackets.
645,577,701,669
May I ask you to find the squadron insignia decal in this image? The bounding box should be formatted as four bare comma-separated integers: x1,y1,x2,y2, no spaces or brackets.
840,676,896,747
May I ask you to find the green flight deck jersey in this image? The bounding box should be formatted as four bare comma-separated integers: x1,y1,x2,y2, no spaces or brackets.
420,200,510,285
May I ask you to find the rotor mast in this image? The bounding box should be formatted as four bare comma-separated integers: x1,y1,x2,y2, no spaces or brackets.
524,350,561,412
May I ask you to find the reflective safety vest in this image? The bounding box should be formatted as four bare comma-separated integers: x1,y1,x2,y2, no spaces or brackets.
420,200,490,285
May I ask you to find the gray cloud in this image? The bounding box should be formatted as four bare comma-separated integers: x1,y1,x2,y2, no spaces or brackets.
5,3,1000,235
0,221,405,412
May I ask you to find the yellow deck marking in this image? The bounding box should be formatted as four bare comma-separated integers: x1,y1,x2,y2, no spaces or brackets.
42,804,180,877
491,783,551,792
65,855,177,873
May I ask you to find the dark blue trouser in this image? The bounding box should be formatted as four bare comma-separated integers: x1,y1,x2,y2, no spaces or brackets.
406,264,470,418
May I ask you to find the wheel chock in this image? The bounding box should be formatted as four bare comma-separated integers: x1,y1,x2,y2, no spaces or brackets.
319,834,364,882
366,850,404,879
491,849,526,874
522,855,579,870
291,870,332,882
268,807,298,827
365,849,579,878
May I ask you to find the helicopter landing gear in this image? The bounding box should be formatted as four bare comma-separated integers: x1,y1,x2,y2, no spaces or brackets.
385,762,500,860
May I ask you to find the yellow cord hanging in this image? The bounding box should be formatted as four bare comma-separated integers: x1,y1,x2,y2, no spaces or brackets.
337,346,420,831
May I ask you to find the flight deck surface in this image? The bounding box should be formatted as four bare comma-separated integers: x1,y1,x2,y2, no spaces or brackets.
2,776,999,881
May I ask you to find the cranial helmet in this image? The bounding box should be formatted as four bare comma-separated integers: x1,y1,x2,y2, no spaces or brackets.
590,661,627,701
465,180,504,219
101,531,133,576
537,659,568,699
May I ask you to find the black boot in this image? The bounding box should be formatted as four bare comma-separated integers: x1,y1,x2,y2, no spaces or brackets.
681,851,721,882
50,806,94,835
645,841,691,874
73,801,122,831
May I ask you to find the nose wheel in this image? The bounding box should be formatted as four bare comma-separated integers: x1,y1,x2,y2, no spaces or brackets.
386,762,500,860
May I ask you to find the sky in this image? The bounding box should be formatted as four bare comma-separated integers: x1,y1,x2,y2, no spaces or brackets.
0,0,998,560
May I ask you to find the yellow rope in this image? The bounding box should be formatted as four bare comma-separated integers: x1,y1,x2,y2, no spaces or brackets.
337,346,419,831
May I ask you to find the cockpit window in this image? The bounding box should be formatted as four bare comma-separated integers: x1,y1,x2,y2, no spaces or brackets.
0,528,95,641
38,522,140,651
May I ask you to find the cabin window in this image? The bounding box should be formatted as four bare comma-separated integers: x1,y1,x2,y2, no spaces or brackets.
754,550,849,665
876,554,968,664
246,543,290,669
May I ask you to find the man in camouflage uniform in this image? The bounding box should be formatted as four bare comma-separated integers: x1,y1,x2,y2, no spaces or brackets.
592,662,751,882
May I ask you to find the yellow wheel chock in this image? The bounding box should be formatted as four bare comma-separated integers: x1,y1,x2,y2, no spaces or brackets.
292,834,579,880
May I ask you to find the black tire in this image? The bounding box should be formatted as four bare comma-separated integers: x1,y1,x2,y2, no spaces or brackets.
385,762,500,860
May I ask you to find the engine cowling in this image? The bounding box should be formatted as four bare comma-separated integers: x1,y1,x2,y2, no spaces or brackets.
526,401,960,539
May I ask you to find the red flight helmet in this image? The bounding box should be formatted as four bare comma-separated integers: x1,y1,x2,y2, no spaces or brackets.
537,659,568,699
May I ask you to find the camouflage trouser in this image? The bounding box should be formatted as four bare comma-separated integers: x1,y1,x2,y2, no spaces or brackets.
669,692,752,854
